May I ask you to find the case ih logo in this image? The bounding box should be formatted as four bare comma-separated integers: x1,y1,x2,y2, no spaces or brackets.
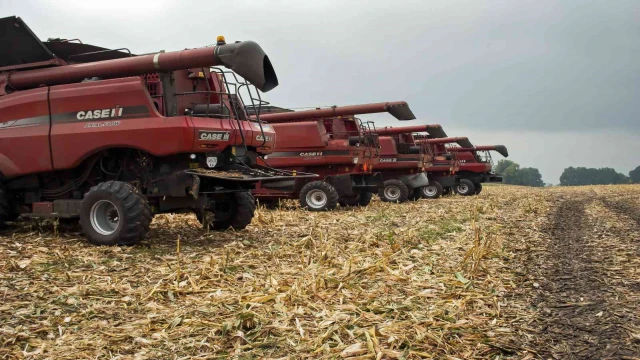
256,134,273,142
380,158,397,162
199,131,230,141
77,108,124,120
300,152,323,157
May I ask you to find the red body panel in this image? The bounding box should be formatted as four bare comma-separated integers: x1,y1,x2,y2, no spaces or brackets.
0,77,279,178
0,87,52,177
253,116,379,200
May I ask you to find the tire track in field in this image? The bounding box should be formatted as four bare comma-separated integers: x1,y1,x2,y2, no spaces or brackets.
520,194,640,359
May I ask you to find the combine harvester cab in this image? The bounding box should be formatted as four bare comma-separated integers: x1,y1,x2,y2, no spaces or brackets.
414,136,471,199
373,124,447,203
0,16,315,246
446,144,509,196
251,102,416,211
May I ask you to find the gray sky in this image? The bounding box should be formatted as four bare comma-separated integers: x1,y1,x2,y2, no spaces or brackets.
4,0,639,183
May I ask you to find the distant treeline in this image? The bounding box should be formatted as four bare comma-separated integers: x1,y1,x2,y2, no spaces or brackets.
559,166,640,186
495,160,544,187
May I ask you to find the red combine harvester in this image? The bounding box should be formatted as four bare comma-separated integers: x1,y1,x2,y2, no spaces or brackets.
372,124,447,202
414,136,472,199
446,144,508,196
250,102,416,210
0,16,314,245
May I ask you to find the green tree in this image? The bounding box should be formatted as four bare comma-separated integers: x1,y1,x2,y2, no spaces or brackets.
560,167,630,186
518,167,545,187
630,166,640,183
500,162,544,187
495,159,515,175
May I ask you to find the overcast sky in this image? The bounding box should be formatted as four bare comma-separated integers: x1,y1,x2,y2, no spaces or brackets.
4,0,639,183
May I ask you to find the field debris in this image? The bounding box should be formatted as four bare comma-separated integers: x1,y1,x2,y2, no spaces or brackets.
1,185,639,358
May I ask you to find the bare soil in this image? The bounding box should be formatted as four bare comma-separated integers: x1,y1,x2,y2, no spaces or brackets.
509,189,640,359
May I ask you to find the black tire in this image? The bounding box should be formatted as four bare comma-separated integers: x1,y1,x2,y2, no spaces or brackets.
299,181,339,211
80,181,150,246
0,186,10,228
198,191,256,230
421,181,444,199
408,187,422,201
378,179,409,203
357,192,373,206
454,179,476,196
339,192,373,207
259,200,280,210
474,182,483,195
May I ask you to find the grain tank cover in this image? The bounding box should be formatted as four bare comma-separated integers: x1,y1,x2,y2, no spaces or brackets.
0,16,55,68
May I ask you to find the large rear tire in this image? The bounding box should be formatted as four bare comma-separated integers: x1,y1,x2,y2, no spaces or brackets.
198,191,256,230
378,179,409,203
80,181,150,246
299,181,339,211
454,179,476,196
421,181,444,199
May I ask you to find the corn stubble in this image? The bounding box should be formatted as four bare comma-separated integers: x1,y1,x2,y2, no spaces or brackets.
1,185,611,359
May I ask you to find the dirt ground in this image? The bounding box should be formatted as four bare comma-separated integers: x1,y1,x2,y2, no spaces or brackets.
1,185,639,359
505,186,640,359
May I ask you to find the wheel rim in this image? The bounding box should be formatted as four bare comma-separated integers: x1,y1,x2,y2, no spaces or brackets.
306,189,328,209
423,186,438,197
90,200,120,235
384,186,401,201
457,184,469,194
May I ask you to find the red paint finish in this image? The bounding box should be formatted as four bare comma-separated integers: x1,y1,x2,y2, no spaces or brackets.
0,76,280,178
0,87,52,177
5,46,222,92
375,124,441,136
253,115,380,200
255,101,411,123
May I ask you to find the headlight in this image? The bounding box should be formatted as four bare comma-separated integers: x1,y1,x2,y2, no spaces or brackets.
352,157,359,164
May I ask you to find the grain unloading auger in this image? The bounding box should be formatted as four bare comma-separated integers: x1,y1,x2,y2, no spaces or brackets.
371,125,448,203
0,15,315,245
249,102,416,210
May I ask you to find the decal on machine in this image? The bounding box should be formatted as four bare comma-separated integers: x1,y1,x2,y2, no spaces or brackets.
380,158,397,162
84,121,121,128
256,134,273,142
77,108,123,120
199,131,230,141
52,105,150,123
300,152,323,157
206,157,218,168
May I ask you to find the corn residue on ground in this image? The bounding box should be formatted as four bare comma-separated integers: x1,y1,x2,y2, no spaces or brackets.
1,185,639,359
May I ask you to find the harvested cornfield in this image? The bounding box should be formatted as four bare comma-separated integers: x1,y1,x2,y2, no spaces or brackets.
1,185,639,359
